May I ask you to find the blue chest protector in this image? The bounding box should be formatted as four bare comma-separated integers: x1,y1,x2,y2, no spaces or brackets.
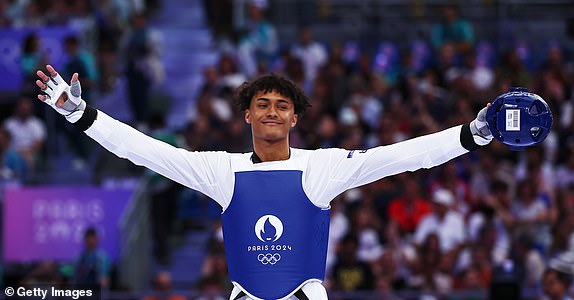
221,170,330,299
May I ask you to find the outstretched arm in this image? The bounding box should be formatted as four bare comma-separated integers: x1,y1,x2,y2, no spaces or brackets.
305,107,493,207
35,65,233,207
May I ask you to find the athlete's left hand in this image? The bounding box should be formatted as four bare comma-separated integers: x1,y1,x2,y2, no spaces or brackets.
470,103,493,146
35,64,86,123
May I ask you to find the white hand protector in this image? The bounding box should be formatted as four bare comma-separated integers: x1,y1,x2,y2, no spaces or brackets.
42,73,86,123
470,106,493,146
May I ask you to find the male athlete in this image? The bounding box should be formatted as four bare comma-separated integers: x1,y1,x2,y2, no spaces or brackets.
35,64,493,300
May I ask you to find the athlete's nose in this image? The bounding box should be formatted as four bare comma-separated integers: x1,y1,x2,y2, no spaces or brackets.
266,106,279,118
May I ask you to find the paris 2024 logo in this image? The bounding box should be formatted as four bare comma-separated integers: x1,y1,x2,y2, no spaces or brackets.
248,215,293,265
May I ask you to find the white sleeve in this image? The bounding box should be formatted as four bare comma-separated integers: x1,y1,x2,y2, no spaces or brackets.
85,110,234,208
305,125,469,207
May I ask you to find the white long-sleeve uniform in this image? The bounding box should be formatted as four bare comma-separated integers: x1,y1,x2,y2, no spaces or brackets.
84,110,473,300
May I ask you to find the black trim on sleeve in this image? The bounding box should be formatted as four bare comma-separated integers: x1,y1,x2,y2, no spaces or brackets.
233,291,246,300
72,105,98,132
294,289,310,300
460,123,481,151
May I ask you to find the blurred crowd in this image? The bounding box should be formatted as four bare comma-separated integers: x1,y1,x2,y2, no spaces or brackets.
193,2,574,300
1,0,574,299
0,0,162,183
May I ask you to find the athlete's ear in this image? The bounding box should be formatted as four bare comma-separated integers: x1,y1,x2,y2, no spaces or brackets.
245,110,252,124
291,114,298,127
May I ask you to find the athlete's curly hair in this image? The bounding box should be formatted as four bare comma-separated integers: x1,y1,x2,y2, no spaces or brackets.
234,73,311,115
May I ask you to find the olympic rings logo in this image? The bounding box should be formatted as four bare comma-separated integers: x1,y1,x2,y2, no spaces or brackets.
257,253,281,265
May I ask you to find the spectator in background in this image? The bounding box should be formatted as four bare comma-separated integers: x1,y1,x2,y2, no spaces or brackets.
200,251,233,293
465,203,510,267
93,0,129,48
296,81,338,148
43,0,70,26
484,179,516,229
459,48,495,94
93,0,130,93
325,198,350,276
143,271,186,300
370,246,409,292
282,53,306,90
456,235,496,289
380,221,418,283
542,267,573,300
468,151,499,200
431,4,474,53
408,233,442,291
430,161,473,214
434,250,456,294
515,146,556,199
122,11,163,126
511,178,551,250
509,234,546,289
450,266,485,300
200,65,221,96
543,252,574,300
20,260,64,286
20,33,46,96
430,42,459,90
555,150,574,189
147,113,182,265
549,214,574,258
291,25,328,86
203,0,234,42
548,185,574,256
3,96,46,178
60,35,98,168
0,126,26,182
347,53,387,101
237,0,278,77
496,48,533,88
67,0,98,51
319,49,350,116
13,0,46,28
217,55,248,91
352,206,384,263
72,227,110,290
189,86,231,145
534,42,571,114
387,173,431,235
330,233,375,292
63,35,97,103
195,275,228,300
0,0,12,26
414,188,466,254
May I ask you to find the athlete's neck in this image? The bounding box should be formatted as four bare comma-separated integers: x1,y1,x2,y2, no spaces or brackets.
252,139,290,162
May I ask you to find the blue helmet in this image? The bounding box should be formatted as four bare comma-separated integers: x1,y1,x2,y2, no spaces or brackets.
486,87,552,151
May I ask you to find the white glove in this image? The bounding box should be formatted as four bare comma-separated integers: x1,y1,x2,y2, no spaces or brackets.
470,106,493,146
38,67,86,123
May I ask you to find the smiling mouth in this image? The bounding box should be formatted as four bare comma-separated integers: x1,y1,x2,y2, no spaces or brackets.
262,121,283,125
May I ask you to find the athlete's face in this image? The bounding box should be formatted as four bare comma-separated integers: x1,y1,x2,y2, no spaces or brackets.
245,90,298,143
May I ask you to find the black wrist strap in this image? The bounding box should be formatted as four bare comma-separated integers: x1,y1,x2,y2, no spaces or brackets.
460,123,481,151
72,105,98,132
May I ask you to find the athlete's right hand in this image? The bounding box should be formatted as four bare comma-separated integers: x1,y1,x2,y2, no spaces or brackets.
36,64,86,123
470,103,493,146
